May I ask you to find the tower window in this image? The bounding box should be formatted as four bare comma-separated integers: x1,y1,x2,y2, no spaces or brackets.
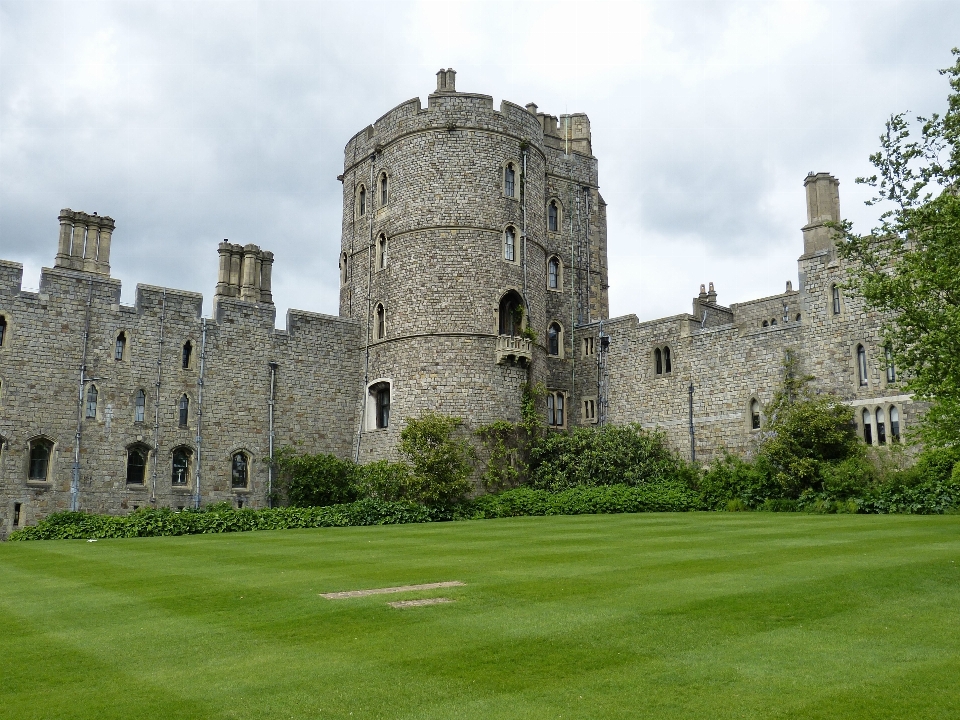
359,185,366,216
548,200,558,232
504,226,516,262
664,346,672,373
182,341,192,369
374,383,390,429
135,390,146,423
179,394,189,427
547,391,565,427
379,172,388,206
126,446,147,485
498,291,523,336
0,316,8,346
340,252,348,285
762,320,769,328
377,234,387,271
28,438,53,481
875,408,887,445
85,385,98,419
172,447,191,486
232,452,249,489
857,344,868,387
115,331,126,361
548,322,561,356
885,346,896,383
504,163,516,198
655,348,663,375
832,284,841,315
376,303,385,340
862,408,873,445
750,399,761,430
548,256,560,290
890,406,901,441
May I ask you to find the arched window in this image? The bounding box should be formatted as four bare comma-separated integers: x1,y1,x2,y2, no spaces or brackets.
770,319,777,326
377,234,387,270
340,252,348,285
654,348,663,375
85,385,98,419
179,394,189,427
504,226,516,262
115,331,126,361
172,447,191,486
126,446,148,485
0,315,6,346
182,341,192,369
376,304,385,340
231,452,249,489
885,346,896,383
857,344,868,387
795,313,802,322
504,163,516,197
547,257,560,290
28,438,53,481
832,284,841,315
664,346,672,373
358,185,366,216
875,408,887,445
548,200,559,232
862,408,873,444
548,322,561,356
750,399,761,430
890,406,901,441
379,172,388,206
762,320,769,328
499,291,523,336
135,390,146,423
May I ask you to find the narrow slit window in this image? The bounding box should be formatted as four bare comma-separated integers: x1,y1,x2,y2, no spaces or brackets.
664,347,672,373
832,285,841,315
374,384,390,429
380,173,388,205
135,390,146,423
555,393,564,427
232,452,248,489
655,348,663,375
876,408,886,445
0,315,6,346
182,341,192,369
179,394,189,427
376,304,385,340
751,399,761,430
504,164,515,197
504,227,516,262
115,332,126,361
377,234,387,270
340,252,348,285
857,344,868,387
359,186,366,216
548,257,559,289
547,393,555,426
862,408,873,445
548,323,560,356
548,201,558,232
85,385,98,419
885,346,896,383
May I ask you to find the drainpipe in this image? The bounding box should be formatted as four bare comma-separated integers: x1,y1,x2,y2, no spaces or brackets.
688,383,696,463
193,318,207,510
151,289,166,504
521,149,528,317
355,152,376,462
71,280,95,512
570,189,576,431
584,186,591,324
268,361,278,507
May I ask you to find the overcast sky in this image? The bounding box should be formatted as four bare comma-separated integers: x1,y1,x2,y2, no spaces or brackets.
1,1,957,323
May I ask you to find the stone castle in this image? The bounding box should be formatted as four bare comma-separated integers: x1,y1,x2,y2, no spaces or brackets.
0,70,912,532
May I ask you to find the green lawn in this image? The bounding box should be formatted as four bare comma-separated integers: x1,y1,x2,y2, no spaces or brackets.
1,513,959,719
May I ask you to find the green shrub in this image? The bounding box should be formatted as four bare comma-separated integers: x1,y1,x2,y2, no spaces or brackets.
399,412,475,508
273,448,360,507
698,454,778,509
529,424,694,491
820,455,876,499
759,498,799,512
725,498,751,512
357,460,414,502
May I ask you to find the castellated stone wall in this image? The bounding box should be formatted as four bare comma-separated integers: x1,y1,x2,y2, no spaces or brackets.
0,248,361,536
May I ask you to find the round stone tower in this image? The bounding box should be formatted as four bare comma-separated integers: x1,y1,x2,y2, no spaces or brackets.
339,69,607,460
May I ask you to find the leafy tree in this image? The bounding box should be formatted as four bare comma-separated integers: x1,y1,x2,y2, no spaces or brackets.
398,411,475,507
271,447,360,507
758,355,862,497
835,48,960,446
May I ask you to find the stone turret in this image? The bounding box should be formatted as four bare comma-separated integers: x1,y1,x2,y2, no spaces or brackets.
54,209,115,275
802,172,841,255
214,241,274,304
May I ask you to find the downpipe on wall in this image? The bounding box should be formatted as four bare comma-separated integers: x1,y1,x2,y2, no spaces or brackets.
151,289,166,504
71,280,95,512
267,361,278,508
193,318,207,510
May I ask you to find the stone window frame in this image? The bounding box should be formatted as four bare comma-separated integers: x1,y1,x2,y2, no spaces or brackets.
883,345,897,387
377,170,390,209
582,396,598,424
26,435,56,486
860,407,874,445
546,198,563,234
582,336,595,358
134,389,147,424
748,397,762,431
496,289,527,336
355,183,368,218
831,283,843,316
230,449,252,491
365,378,392,431
854,343,869,388
376,234,388,272
178,393,191,428
502,224,519,263
114,329,128,362
547,320,564,358
0,313,7,348
546,390,566,428
374,302,387,340
170,445,194,489
85,383,99,420
501,159,521,200
125,443,151,486
181,339,194,370
874,406,888,446
889,403,902,442
653,345,673,376
339,252,348,285
546,255,563,292
10,499,25,530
